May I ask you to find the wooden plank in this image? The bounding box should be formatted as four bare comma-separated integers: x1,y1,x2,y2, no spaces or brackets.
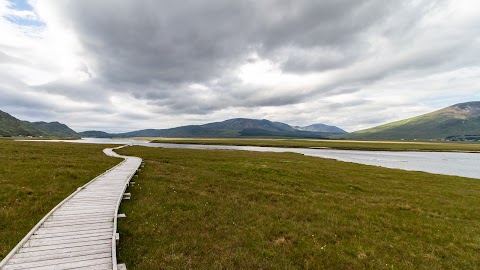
58,205,116,210
33,227,112,237
9,248,110,264
48,213,114,221
13,243,111,259
18,239,111,253
62,200,118,204
53,210,114,216
70,263,113,270
3,254,111,269
43,219,112,227
45,217,112,225
31,228,112,240
43,216,113,225
59,204,117,208
35,223,113,233
45,216,113,225
30,230,111,241
26,234,112,247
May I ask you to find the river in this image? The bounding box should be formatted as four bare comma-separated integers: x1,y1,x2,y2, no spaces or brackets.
28,138,480,179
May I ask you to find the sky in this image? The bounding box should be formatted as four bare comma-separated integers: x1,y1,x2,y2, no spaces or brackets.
0,0,480,133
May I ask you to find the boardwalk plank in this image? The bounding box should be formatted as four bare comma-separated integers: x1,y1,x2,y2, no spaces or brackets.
32,229,113,239
27,234,112,247
3,255,112,269
34,223,113,234
19,239,112,253
13,243,111,259
69,263,113,270
30,230,111,241
9,249,111,264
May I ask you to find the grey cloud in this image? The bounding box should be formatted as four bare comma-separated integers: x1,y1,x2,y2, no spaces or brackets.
325,99,371,111
52,0,408,84
0,87,56,120
51,0,408,84
4,0,479,131
257,1,396,48
115,111,152,121
33,79,117,105
55,0,256,84
278,48,360,73
52,0,468,112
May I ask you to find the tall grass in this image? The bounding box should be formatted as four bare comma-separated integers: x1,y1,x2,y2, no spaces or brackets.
117,146,480,269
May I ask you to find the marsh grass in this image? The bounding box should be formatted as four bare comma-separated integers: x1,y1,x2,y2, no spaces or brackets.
0,140,120,260
150,138,480,152
117,146,480,269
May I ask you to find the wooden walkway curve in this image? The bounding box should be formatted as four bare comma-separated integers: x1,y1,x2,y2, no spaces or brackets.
0,146,142,270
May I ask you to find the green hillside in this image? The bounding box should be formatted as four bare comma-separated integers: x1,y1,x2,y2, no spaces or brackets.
0,109,80,138
294,123,347,134
78,130,114,138
345,101,480,140
0,111,44,137
25,121,80,138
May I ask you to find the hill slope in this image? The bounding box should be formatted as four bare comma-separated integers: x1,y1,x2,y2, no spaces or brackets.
0,111,45,137
294,123,347,134
345,101,480,140
202,118,295,132
25,121,80,138
78,130,115,138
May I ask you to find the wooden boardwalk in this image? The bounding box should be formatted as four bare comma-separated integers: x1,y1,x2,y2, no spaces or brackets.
0,146,142,270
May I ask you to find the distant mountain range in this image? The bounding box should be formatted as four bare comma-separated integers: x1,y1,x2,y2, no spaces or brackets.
0,110,80,138
342,101,480,141
4,101,479,141
79,118,346,138
0,110,346,139
294,123,347,134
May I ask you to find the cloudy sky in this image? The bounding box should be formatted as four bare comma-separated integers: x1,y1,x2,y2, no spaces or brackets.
1,0,479,132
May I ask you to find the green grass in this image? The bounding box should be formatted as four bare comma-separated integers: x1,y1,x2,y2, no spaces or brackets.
0,140,120,260
117,146,480,269
150,138,480,152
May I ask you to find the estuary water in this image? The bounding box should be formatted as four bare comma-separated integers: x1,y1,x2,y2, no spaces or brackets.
37,138,480,179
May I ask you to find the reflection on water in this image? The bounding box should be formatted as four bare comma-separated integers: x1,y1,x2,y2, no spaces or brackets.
32,138,480,179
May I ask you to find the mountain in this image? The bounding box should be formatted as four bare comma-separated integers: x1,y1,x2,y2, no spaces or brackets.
24,121,80,138
294,123,347,134
0,110,45,137
344,101,480,140
0,109,80,138
78,130,115,138
201,118,296,132
80,118,335,138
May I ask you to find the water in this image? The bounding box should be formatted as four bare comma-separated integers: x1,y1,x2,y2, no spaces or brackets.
28,138,480,179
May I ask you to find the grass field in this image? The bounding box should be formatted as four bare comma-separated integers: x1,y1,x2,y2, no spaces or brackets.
0,140,120,260
149,138,480,152
117,146,480,269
